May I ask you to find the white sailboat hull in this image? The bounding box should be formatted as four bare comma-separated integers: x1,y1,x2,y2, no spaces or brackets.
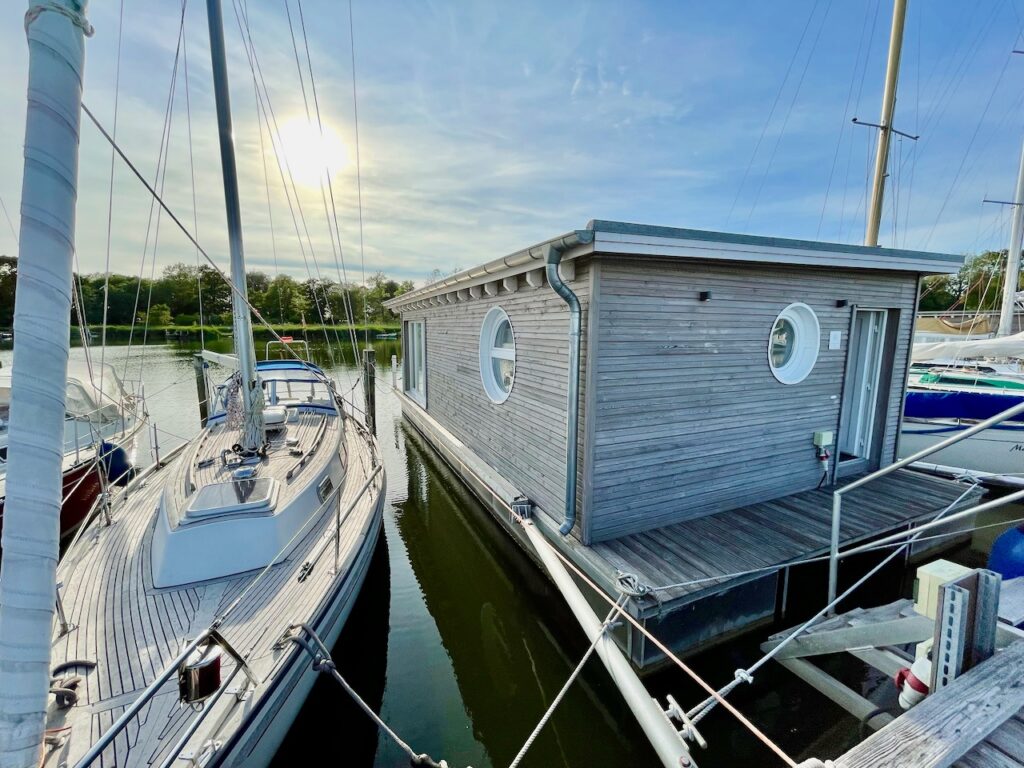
900,420,1024,476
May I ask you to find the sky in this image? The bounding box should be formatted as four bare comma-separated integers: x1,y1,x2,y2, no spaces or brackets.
1,0,1023,287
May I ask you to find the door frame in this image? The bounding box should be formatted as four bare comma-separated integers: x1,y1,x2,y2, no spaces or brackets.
836,306,897,479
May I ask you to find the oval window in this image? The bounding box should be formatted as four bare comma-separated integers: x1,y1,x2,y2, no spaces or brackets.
480,307,516,403
768,303,820,384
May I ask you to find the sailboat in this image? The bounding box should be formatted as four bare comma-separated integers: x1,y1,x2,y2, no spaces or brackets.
0,360,145,542
899,141,1024,480
0,2,385,767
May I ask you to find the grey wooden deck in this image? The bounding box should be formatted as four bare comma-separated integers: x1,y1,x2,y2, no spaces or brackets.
583,468,983,610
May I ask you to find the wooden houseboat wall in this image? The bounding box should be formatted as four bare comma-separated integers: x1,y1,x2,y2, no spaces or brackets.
386,221,975,664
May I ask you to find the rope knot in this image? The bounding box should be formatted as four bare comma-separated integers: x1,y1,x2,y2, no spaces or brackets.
615,571,650,598
734,669,754,685
313,656,336,673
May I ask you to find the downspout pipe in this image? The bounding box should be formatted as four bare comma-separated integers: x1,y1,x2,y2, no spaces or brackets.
545,240,584,536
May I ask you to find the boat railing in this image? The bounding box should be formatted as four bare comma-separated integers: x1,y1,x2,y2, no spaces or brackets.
266,338,310,360
73,627,256,768
827,396,1024,607
71,415,383,766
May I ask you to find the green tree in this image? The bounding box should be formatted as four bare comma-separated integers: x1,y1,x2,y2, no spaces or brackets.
263,274,308,323
140,303,172,326
1,255,17,327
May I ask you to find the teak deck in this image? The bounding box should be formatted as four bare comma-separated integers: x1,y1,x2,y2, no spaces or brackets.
44,413,384,767
400,392,983,665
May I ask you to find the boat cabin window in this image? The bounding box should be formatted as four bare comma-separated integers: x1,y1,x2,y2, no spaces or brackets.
479,306,515,403
184,477,279,521
404,320,426,405
768,303,820,385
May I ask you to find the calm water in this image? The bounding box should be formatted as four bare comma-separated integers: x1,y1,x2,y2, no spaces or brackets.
1,338,1017,767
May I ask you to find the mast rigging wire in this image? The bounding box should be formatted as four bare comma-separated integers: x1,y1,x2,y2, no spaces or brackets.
281,0,355,365
228,0,339,366
100,0,126,373
79,104,332,377
347,0,370,349
296,0,363,361
181,19,206,349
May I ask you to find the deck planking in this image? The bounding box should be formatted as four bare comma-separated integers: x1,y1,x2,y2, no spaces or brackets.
43,408,384,768
590,468,983,610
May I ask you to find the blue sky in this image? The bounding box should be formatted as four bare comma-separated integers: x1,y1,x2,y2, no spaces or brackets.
1,0,1023,286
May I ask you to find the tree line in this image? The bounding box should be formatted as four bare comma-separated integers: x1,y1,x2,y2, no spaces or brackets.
919,250,1017,313
0,255,413,328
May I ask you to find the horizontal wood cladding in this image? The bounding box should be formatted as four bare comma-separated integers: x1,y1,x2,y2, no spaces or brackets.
404,261,591,538
588,258,917,543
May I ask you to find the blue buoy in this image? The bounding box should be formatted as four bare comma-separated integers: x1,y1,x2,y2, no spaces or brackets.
99,441,135,487
989,525,1024,580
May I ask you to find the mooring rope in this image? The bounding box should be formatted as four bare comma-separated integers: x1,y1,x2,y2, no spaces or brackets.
287,624,458,768
508,596,626,768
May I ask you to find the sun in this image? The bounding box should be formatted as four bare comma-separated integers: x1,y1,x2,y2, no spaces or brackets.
275,117,349,188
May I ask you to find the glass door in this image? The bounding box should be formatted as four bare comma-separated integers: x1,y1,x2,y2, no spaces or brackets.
839,309,888,462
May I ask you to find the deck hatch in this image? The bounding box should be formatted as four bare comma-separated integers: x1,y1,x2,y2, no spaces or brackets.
184,477,279,520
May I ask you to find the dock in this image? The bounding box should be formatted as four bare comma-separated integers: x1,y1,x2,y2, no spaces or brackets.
832,638,1024,768
400,393,983,666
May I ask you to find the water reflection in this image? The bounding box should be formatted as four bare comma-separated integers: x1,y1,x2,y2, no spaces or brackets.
4,338,1019,768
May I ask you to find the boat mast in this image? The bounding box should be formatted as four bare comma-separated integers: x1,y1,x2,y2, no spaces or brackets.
864,0,908,247
206,0,264,451
0,2,90,766
997,141,1024,337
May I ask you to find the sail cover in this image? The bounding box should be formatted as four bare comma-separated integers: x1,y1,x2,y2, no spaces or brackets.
912,330,1024,362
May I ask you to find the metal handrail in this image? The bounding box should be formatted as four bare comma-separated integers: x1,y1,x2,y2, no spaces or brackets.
73,407,382,766
826,396,1024,607
74,628,253,767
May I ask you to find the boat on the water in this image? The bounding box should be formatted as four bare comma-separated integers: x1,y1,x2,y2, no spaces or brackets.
0,360,144,540
0,2,385,766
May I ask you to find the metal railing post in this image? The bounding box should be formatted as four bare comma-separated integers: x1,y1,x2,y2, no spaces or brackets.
827,493,842,611
825,396,1024,611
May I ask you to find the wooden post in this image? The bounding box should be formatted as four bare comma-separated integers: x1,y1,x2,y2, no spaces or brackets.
391,354,397,388
362,348,376,434
193,353,209,427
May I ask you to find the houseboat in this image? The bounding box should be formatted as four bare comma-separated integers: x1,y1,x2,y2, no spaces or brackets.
385,219,982,668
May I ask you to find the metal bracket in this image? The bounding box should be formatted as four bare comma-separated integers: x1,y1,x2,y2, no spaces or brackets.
661,694,707,749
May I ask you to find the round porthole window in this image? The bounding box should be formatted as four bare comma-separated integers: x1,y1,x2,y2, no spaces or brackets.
480,306,516,403
768,303,820,384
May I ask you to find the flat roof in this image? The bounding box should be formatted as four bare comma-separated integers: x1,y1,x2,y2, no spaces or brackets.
386,219,964,309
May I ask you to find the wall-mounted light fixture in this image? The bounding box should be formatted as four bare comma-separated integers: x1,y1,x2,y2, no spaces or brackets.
699,291,712,302
836,299,849,308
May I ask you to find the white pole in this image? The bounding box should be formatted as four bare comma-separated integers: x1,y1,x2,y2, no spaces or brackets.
865,0,908,247
520,520,696,768
0,3,90,766
998,140,1024,337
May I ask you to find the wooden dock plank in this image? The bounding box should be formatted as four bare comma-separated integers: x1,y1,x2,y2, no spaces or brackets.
834,640,1024,768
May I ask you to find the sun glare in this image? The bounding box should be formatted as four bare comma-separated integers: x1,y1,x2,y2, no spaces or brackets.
276,118,349,188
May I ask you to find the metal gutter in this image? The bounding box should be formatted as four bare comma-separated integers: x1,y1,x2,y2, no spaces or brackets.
544,241,584,536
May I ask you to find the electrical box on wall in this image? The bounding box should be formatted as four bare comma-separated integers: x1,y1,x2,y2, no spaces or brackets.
829,330,842,350
813,431,834,448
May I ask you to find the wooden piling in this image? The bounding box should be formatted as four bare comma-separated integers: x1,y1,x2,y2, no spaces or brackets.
362,348,376,434
193,353,209,426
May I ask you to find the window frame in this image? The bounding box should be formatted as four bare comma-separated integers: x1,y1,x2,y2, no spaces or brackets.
767,302,820,385
479,306,516,403
403,319,426,406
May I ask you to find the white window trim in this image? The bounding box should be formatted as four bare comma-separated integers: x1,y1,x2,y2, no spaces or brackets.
479,306,516,403
768,302,820,385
